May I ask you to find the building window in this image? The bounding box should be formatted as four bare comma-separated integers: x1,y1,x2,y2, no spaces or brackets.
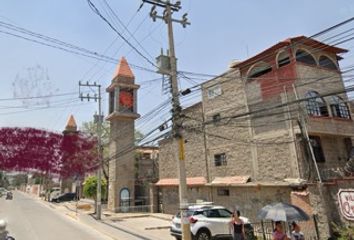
319,55,338,71
214,153,227,166
309,136,325,162
344,138,353,158
277,51,291,68
109,91,115,114
296,49,317,66
305,91,329,117
212,113,221,124
207,85,222,99
248,62,272,79
330,96,350,119
217,188,230,196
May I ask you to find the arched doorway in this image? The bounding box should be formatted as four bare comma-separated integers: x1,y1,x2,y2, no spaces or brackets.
119,188,130,212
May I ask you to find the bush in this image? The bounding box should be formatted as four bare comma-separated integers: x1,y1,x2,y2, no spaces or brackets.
332,223,354,240
83,176,107,200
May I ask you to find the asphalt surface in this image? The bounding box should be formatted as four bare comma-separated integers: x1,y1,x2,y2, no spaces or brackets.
0,191,112,240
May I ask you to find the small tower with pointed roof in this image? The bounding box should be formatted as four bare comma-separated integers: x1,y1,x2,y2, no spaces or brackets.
63,114,78,135
106,57,140,212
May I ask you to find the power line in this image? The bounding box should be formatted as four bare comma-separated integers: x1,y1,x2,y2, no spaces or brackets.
86,0,157,68
102,0,154,60
0,91,78,101
178,17,354,83
0,20,156,74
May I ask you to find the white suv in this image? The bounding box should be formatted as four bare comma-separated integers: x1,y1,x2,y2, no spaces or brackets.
170,204,252,240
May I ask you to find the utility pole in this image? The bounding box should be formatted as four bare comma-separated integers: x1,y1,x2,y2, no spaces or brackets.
292,85,322,182
79,81,103,220
143,1,191,240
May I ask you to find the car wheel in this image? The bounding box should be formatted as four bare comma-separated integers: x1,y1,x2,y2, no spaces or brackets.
195,229,211,240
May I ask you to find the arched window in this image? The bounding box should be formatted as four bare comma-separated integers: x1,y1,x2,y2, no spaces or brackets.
329,96,350,119
319,55,338,71
296,49,317,66
305,91,329,116
248,62,272,79
277,51,291,68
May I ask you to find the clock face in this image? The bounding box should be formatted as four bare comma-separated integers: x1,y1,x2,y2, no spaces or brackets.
119,89,134,112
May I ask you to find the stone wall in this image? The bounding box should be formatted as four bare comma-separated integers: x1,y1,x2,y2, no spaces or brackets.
307,180,354,239
202,69,255,181
159,102,207,180
159,185,291,221
108,119,135,212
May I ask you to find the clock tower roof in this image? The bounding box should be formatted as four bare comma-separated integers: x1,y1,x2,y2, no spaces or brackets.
113,57,135,80
63,114,78,134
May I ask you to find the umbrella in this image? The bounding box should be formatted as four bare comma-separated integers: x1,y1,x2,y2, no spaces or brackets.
257,202,310,222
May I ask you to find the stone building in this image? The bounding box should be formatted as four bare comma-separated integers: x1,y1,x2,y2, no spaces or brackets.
134,146,159,207
156,36,354,238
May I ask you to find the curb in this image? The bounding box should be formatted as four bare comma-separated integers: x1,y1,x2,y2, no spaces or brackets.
145,226,171,230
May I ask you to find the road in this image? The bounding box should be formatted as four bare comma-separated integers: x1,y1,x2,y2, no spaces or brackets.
0,191,113,240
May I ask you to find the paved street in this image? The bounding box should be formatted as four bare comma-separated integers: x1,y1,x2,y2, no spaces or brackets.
0,191,113,240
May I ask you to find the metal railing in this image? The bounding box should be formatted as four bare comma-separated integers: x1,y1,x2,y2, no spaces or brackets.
249,217,319,240
115,204,151,213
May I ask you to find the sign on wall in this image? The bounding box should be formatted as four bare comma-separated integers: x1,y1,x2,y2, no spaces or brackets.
338,189,354,221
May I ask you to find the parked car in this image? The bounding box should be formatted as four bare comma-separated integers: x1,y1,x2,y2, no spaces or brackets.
170,204,254,240
48,188,61,202
51,192,77,203
5,192,13,200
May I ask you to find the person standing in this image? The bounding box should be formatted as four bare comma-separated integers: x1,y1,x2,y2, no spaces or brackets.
229,210,245,240
272,221,290,240
291,222,305,240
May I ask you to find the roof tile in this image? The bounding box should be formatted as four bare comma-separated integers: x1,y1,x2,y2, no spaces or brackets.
113,57,135,79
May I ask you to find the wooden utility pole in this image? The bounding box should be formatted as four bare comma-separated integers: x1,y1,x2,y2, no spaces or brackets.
143,1,191,239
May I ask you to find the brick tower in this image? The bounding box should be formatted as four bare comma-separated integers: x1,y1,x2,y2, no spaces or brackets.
106,57,140,212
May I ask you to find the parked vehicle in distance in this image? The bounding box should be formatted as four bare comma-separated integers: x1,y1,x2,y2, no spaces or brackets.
0,187,7,197
48,187,61,202
170,204,255,240
51,192,76,203
5,192,13,200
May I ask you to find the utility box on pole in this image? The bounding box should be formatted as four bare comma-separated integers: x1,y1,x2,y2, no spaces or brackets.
156,53,171,75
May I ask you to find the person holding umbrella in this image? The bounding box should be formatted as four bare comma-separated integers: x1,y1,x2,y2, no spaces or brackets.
272,221,290,240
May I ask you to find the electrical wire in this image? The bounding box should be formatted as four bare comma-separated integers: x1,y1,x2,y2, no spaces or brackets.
86,0,157,68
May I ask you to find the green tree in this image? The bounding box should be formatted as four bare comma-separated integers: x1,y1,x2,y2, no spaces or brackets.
135,130,144,145
0,172,9,188
80,121,110,182
332,223,354,240
83,176,107,201
80,121,145,181
13,174,28,187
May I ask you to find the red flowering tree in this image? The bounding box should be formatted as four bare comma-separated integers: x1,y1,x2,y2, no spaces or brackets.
0,127,98,177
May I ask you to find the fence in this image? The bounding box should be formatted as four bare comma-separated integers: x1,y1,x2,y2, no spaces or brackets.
115,204,151,213
250,216,319,240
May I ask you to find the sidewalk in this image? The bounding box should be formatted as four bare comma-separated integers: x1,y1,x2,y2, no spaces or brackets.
66,201,173,240
43,198,174,240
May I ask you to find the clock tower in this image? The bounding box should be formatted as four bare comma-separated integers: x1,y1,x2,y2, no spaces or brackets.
106,57,140,212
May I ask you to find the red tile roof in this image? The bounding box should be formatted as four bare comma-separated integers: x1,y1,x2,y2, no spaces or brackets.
155,177,207,186
232,36,348,69
211,176,250,186
113,57,135,79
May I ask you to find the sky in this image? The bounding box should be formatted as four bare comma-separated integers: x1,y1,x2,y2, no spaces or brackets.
0,0,354,136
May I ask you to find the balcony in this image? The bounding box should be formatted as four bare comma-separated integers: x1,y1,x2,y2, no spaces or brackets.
307,116,354,137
